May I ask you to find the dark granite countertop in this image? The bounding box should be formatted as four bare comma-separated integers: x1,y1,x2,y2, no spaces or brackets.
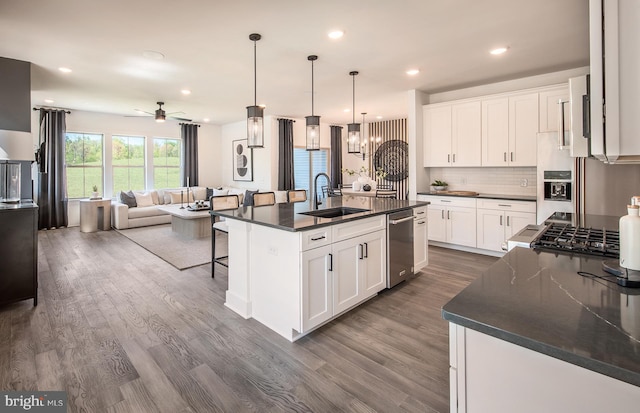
210,196,428,232
417,191,536,202
442,247,640,387
0,200,38,212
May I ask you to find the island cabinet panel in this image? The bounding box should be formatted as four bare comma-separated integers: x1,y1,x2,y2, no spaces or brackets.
301,245,332,332
413,207,429,271
449,325,640,413
332,237,362,314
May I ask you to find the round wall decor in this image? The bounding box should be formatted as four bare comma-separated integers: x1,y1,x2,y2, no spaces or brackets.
373,140,408,182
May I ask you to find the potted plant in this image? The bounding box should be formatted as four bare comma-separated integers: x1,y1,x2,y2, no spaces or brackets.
91,185,99,199
431,180,448,191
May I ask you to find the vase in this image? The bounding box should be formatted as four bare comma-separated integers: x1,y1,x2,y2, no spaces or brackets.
358,176,368,184
91,191,99,199
352,181,362,191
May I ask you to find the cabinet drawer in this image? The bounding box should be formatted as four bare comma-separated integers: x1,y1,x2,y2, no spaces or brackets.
413,206,428,217
477,199,536,213
300,228,333,251
423,196,477,208
332,215,386,242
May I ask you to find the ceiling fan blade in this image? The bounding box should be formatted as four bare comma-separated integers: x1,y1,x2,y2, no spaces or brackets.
133,109,155,116
166,111,185,116
169,116,193,122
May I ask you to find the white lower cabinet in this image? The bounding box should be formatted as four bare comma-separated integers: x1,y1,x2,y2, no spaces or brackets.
476,199,536,252
414,206,428,271
300,216,386,333
422,196,477,248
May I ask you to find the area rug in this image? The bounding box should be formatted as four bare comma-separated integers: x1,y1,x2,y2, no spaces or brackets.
116,224,211,270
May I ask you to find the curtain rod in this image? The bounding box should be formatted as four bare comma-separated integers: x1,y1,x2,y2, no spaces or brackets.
33,107,71,114
179,123,201,127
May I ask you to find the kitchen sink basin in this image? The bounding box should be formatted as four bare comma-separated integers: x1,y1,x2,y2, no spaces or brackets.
299,207,370,218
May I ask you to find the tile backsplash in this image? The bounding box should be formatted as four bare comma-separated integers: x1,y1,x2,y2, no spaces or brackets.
428,167,537,196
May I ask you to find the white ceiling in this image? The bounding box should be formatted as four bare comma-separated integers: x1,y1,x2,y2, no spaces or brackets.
0,0,589,126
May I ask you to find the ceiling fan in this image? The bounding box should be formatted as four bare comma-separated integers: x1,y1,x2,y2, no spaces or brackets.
131,101,192,122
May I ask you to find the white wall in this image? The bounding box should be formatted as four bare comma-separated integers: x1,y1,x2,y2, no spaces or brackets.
28,109,222,226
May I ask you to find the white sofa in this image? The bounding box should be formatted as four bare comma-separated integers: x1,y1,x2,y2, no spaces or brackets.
111,187,207,230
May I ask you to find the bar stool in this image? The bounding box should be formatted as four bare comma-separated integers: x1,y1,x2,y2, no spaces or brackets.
252,192,276,206
287,189,307,203
210,194,240,277
375,185,397,199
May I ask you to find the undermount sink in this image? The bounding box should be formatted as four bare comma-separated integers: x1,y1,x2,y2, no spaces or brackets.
299,207,370,219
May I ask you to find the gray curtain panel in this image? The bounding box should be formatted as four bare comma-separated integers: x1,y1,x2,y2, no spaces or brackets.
181,123,199,186
277,118,295,190
37,108,68,230
330,125,343,187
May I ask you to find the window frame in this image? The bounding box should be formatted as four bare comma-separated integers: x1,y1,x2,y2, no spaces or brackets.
64,131,104,199
152,137,182,189
111,134,147,194
293,146,331,195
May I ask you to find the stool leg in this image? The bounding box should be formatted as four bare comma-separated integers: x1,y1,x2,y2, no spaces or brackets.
211,228,216,278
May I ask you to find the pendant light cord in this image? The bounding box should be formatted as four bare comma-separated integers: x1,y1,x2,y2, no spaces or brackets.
352,74,355,124
311,59,314,116
253,39,257,106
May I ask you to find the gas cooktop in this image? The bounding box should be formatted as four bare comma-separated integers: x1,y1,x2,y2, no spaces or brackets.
531,223,620,259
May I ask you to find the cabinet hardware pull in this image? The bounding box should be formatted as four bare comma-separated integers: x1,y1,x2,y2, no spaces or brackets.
364,242,368,258
311,235,326,241
507,216,510,226
453,153,456,163
441,200,451,203
418,221,426,225
441,210,444,219
359,244,364,260
510,152,514,162
500,215,503,226
328,253,333,271
448,154,450,163
504,152,507,162
498,204,511,207
416,211,425,214
447,210,451,219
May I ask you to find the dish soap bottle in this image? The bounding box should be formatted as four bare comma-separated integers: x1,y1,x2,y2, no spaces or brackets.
620,204,640,271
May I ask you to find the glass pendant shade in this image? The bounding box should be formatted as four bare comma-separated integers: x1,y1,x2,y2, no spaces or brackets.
347,123,361,153
306,115,320,151
247,105,264,148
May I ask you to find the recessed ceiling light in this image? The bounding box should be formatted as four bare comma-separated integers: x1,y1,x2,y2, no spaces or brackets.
406,69,420,76
376,115,383,119
142,50,165,60
44,99,54,104
328,30,344,39
58,67,72,73
203,118,210,123
344,108,351,113
181,89,191,95
490,47,508,55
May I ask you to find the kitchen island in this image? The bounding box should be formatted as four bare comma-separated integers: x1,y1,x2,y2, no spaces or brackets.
211,195,427,341
442,247,640,412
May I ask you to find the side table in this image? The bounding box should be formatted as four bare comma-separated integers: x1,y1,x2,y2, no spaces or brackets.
80,198,111,232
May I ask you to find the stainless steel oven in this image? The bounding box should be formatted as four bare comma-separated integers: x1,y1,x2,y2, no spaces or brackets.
387,209,414,288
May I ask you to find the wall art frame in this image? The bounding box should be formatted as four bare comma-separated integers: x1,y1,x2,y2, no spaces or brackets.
232,138,253,181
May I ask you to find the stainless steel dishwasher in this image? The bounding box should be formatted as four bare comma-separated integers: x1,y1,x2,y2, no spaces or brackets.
387,209,414,288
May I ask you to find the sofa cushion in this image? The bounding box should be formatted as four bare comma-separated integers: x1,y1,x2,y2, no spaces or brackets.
120,190,137,208
242,189,259,207
169,191,194,204
214,188,229,196
134,191,154,207
128,205,169,219
192,187,206,201
227,187,245,204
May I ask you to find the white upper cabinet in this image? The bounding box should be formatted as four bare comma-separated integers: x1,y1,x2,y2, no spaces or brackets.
539,86,570,133
424,101,481,167
508,93,539,166
481,93,538,167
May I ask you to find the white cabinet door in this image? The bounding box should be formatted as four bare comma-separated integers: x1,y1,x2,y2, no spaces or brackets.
427,204,447,242
424,105,452,167
505,212,536,239
539,87,570,133
508,93,539,166
447,206,477,248
481,97,510,166
452,101,482,166
414,217,428,271
360,230,386,298
301,245,332,332
332,237,362,315
476,209,505,252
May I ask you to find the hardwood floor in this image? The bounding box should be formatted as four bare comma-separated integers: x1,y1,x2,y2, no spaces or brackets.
1,228,498,412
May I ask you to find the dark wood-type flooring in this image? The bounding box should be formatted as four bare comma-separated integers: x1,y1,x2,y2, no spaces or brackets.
1,227,497,412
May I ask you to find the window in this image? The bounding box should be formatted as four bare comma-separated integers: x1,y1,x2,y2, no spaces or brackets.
293,147,330,195
65,132,103,199
153,138,181,189
112,135,145,194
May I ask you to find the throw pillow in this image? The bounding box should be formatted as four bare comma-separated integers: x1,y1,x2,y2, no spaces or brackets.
134,192,154,207
213,188,229,196
206,187,214,200
169,191,194,204
242,189,259,207
120,190,137,208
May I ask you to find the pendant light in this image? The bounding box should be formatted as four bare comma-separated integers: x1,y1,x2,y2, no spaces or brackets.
306,55,320,151
247,33,264,148
347,71,361,154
